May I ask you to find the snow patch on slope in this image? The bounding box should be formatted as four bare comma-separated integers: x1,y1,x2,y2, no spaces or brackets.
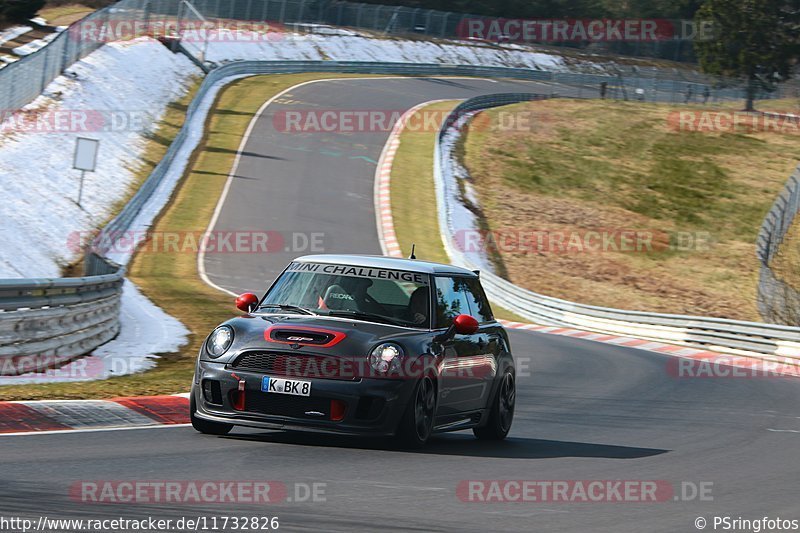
0,37,200,279
0,37,198,383
0,25,32,46
201,31,591,72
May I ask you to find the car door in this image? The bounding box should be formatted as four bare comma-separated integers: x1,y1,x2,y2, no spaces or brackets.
433,275,495,417
462,276,503,409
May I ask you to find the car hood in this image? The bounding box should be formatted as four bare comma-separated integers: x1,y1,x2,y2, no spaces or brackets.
205,313,430,363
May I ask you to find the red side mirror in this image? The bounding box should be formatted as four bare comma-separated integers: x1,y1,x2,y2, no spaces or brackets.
453,314,479,335
236,293,259,313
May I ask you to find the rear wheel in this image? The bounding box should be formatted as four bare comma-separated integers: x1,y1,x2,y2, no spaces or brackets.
397,375,436,448
473,370,515,440
190,390,233,435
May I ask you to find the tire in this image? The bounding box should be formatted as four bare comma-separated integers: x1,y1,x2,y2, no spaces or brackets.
397,375,436,448
473,370,515,441
190,390,233,436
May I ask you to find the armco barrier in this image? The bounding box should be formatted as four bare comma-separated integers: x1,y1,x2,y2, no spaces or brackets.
434,94,800,364
0,254,123,375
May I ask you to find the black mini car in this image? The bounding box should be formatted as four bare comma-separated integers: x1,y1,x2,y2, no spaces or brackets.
190,255,516,447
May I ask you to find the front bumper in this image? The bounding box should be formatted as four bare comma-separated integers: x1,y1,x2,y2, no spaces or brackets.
193,360,417,436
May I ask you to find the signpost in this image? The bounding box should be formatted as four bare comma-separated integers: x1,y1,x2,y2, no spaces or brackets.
73,137,99,208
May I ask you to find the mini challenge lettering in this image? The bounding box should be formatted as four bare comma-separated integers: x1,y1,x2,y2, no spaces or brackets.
287,262,429,284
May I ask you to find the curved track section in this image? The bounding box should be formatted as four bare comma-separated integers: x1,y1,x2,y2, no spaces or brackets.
202,77,553,292
1,77,798,532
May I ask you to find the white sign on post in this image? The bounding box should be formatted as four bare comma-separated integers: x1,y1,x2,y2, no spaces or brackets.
73,137,99,172
73,137,99,208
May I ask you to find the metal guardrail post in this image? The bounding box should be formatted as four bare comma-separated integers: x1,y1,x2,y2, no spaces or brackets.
373,5,381,30
355,3,363,28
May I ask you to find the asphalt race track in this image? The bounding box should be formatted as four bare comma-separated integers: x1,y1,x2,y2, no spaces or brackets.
1,78,799,532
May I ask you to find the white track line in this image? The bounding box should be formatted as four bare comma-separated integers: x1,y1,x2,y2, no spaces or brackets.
0,423,192,438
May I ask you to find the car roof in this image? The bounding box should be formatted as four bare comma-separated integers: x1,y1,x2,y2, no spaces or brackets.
294,254,479,277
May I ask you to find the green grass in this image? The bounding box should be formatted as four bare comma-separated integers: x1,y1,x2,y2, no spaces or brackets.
468,101,791,240
391,101,456,266
389,101,530,324
38,4,96,26
460,98,800,321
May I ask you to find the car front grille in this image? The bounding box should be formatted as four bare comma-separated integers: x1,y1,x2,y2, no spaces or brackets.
243,393,332,419
229,351,357,380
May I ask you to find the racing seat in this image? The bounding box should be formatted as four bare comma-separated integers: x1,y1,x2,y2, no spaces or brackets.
407,286,429,326
322,284,358,311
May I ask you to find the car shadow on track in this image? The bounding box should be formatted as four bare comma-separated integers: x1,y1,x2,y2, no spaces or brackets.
220,431,668,459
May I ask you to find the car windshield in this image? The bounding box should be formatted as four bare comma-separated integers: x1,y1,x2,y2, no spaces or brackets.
261,262,431,328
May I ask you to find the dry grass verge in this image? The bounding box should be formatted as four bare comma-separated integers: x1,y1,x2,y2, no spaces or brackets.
461,98,799,321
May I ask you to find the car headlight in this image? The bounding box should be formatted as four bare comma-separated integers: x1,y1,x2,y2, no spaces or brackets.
369,343,404,374
206,326,234,358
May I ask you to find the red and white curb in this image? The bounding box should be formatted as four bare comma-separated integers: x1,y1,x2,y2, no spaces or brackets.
374,102,799,378
375,100,451,259
375,131,403,258
0,394,190,435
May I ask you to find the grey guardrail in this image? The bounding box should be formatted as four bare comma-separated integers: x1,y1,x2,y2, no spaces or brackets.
0,254,123,375
434,93,800,364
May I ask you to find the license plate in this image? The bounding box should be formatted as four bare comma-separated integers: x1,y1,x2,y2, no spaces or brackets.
261,376,312,397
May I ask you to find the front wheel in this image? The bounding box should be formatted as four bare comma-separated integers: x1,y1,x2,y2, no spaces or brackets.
473,370,515,440
190,390,233,435
397,375,436,448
